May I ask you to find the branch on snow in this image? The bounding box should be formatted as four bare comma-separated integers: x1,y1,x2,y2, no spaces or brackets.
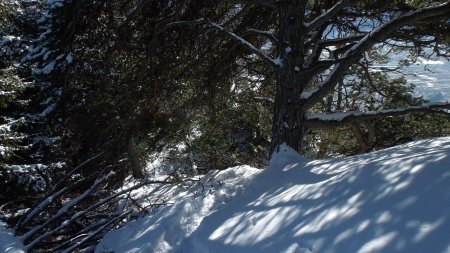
59,210,133,253
23,177,173,251
303,2,450,110
305,102,450,129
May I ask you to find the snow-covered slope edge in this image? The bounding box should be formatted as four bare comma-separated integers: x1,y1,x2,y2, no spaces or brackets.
182,137,450,253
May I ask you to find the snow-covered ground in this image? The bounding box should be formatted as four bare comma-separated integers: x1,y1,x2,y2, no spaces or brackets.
0,222,25,253
95,165,261,253
93,137,450,253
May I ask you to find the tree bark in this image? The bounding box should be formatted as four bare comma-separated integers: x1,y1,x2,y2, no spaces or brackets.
270,1,308,154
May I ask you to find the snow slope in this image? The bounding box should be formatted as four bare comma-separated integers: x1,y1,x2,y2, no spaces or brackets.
96,137,450,253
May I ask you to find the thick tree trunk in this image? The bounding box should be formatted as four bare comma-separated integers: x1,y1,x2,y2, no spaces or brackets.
270,1,307,155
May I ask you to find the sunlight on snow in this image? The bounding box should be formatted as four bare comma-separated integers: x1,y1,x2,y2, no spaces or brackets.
356,232,397,253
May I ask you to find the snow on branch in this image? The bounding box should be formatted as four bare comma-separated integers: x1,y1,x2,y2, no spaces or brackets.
23,178,173,249
23,172,115,247
60,210,133,253
305,0,349,32
305,102,450,128
14,154,103,234
15,187,68,232
304,2,450,110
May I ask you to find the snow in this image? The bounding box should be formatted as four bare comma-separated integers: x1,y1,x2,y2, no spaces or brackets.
1,36,18,44
93,137,450,253
300,88,319,99
307,110,364,121
418,57,444,65
32,60,55,75
273,56,283,67
39,102,56,117
374,49,450,103
183,139,450,253
0,222,25,253
95,165,260,253
47,0,64,8
66,53,73,63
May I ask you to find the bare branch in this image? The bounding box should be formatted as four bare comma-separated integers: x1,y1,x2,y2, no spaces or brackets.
319,34,366,47
305,0,349,32
244,28,278,44
357,61,386,97
223,0,277,8
165,19,279,68
15,154,103,234
301,59,340,76
304,2,450,110
305,102,450,129
206,20,279,68
305,25,329,68
53,153,103,189
162,19,206,33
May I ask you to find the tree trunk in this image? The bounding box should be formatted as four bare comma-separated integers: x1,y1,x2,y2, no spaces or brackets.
270,1,307,155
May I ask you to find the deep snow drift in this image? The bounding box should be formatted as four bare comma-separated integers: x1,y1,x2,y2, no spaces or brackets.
94,137,450,253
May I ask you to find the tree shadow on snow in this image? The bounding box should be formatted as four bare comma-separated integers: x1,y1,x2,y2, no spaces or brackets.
183,138,450,253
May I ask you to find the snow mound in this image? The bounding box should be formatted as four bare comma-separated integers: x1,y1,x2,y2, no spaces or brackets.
183,137,450,253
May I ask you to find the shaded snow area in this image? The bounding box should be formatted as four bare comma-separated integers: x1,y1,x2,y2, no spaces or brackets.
0,222,25,253
93,137,450,253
